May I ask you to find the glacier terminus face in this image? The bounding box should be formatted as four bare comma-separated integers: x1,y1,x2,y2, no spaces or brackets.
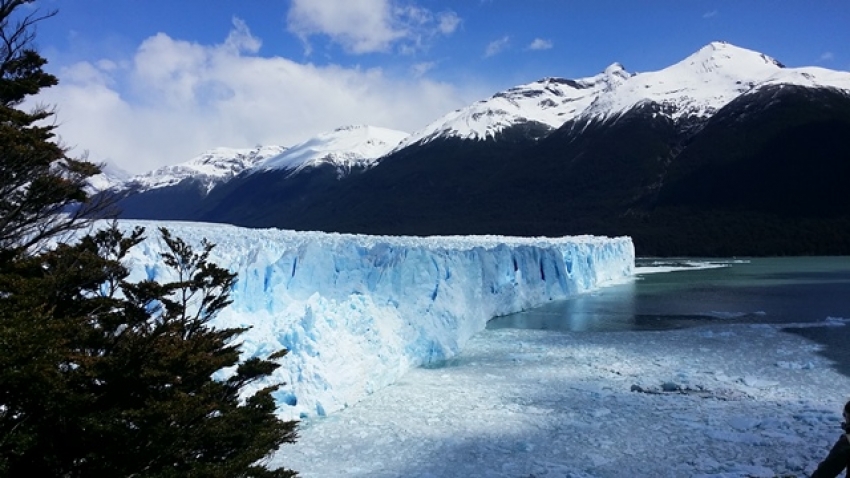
118,221,635,421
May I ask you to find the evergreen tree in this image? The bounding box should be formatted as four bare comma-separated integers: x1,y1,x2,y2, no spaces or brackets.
0,1,298,475
0,1,107,254
1,225,298,477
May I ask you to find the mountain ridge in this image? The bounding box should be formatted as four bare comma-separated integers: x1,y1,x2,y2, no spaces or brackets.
97,41,850,193
97,42,850,256
255,125,409,178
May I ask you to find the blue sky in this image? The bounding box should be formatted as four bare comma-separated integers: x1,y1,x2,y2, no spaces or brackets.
28,0,850,174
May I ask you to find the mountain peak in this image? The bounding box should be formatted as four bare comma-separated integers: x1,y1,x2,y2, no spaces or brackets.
676,42,785,75
603,62,628,77
85,161,133,193
333,124,369,133
571,41,811,121
256,125,409,174
401,41,850,146
704,40,732,51
121,145,286,194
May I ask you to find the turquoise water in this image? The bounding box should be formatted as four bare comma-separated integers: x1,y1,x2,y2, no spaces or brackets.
486,257,850,332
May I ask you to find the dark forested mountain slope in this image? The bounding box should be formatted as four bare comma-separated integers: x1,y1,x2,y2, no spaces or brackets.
101,43,850,256
186,86,850,256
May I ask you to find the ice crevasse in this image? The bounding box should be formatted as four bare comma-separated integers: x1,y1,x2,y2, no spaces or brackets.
118,221,635,421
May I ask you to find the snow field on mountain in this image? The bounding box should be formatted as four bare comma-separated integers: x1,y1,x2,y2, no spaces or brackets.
100,125,409,194
117,220,634,421
126,145,288,192
274,320,850,478
256,125,409,174
403,42,850,147
96,42,850,198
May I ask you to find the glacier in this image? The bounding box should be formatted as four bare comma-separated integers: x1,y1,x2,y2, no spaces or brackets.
117,220,634,421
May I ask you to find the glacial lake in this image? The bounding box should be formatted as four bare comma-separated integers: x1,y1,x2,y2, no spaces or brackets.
487,256,850,332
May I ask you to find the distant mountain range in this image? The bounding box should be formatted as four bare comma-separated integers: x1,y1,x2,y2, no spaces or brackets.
94,42,850,256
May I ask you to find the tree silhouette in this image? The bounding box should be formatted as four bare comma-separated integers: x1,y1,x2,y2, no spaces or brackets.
0,2,298,475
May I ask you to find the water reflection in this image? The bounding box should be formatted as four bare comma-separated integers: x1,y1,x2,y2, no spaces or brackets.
487,280,640,332
487,257,850,333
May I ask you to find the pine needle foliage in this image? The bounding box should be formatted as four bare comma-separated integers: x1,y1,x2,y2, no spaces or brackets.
1,225,299,477
0,1,298,476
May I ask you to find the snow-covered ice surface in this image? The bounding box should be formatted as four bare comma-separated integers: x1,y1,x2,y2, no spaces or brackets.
114,221,633,422
107,221,849,476
272,321,850,478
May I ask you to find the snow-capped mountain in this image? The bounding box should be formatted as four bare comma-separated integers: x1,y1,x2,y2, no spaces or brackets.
119,145,287,194
104,42,850,196
98,125,410,222
256,125,409,177
105,42,850,256
103,125,408,195
400,42,850,148
396,64,629,148
578,41,850,121
86,162,133,194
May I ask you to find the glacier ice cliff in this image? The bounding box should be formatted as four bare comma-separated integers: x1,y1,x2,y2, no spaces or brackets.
117,221,634,421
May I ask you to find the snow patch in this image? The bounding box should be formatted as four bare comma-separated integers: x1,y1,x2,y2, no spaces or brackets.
256,125,409,176
400,41,850,148
118,145,286,194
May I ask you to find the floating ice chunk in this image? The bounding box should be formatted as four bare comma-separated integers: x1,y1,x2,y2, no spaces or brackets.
700,330,736,338
727,416,761,431
739,377,779,389
776,361,815,370
705,430,766,445
706,310,767,319
707,311,750,319
697,465,776,478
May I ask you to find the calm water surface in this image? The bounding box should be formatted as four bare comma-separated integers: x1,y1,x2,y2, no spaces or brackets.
487,257,850,332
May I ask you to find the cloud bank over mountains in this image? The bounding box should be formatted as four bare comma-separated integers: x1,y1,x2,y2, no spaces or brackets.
37,9,477,174
287,0,461,55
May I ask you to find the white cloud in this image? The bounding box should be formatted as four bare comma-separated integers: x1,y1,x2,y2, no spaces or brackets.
703,10,719,19
484,36,510,58
287,0,459,55
528,38,553,51
224,17,262,54
437,11,461,35
95,59,119,72
35,18,479,175
819,51,835,62
411,61,436,77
